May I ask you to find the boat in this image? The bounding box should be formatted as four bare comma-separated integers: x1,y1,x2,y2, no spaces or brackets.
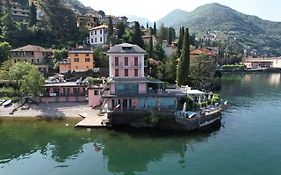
175,104,222,131
2,99,12,107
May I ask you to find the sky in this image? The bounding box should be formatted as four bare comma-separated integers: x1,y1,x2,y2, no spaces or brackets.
79,0,281,22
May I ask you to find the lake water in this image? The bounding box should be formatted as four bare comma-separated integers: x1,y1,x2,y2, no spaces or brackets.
1,73,281,175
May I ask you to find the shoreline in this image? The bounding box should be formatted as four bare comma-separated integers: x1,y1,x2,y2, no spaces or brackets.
0,102,99,118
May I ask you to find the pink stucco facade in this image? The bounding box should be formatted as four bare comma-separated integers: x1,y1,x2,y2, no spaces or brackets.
88,86,103,107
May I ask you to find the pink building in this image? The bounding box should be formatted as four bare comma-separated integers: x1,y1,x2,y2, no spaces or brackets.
104,43,177,111
38,82,87,103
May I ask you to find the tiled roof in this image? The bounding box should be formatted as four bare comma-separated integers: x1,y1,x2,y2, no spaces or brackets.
190,48,216,56
11,45,52,52
107,43,146,54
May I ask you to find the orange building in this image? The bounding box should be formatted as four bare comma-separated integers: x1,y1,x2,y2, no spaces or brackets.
59,50,95,73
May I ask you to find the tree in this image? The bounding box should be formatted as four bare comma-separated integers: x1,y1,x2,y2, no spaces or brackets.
158,24,168,43
8,62,36,81
116,21,126,38
21,68,45,97
154,42,165,61
166,54,177,83
107,16,113,44
39,0,79,46
147,33,154,58
29,2,37,26
0,42,11,64
8,62,44,97
153,22,157,35
177,27,184,57
177,28,190,86
97,10,105,18
131,21,144,48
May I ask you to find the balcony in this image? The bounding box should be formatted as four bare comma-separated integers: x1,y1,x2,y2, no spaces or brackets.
111,62,142,68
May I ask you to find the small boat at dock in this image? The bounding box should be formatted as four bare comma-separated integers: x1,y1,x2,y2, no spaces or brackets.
2,99,12,107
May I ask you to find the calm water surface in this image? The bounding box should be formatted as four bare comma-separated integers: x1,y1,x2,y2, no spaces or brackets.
1,73,281,175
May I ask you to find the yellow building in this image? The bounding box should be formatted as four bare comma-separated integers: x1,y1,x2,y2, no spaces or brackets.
77,15,98,30
59,49,95,73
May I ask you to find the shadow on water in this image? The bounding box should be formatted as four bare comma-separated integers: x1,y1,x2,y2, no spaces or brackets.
98,124,222,175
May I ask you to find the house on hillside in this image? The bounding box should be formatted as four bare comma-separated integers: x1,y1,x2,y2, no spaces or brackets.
190,48,217,59
9,1,29,22
89,24,118,46
11,45,52,73
59,48,95,73
102,43,177,111
76,15,98,29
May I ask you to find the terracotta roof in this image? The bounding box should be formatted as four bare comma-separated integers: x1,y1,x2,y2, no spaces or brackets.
190,48,216,57
11,45,52,52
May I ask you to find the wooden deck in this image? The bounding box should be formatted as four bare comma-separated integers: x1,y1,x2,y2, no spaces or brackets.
75,112,110,127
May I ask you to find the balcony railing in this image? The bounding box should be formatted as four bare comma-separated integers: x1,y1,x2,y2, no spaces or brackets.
111,62,142,68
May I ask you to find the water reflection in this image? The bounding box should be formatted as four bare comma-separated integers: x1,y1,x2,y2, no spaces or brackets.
0,118,221,175
99,125,221,175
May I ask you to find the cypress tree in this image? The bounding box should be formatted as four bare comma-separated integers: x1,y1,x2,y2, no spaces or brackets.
177,28,190,86
29,2,37,26
131,21,144,48
177,27,184,57
153,22,157,35
148,33,154,58
168,27,173,44
107,16,113,44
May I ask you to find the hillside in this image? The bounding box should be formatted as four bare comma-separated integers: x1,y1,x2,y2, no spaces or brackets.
158,3,281,56
125,15,152,27
157,9,188,27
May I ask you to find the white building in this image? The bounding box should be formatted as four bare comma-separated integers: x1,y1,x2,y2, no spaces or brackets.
89,24,118,46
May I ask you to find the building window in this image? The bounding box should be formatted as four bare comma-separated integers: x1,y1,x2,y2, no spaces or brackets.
100,37,102,42
31,59,34,63
124,57,128,66
85,58,90,62
134,69,138,77
75,53,78,56
100,30,102,34
134,57,138,66
94,90,99,95
74,58,79,62
86,53,89,56
91,31,93,35
125,69,128,77
91,38,93,43
115,69,119,77
37,59,39,63
95,30,97,35
95,38,97,42
115,57,119,66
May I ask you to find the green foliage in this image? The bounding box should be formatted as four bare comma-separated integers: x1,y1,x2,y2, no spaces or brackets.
8,62,35,81
0,87,22,97
177,27,184,57
154,43,165,61
29,2,37,26
107,16,114,44
189,54,216,90
51,48,68,63
93,46,109,68
153,22,157,35
86,77,103,85
115,21,126,38
0,59,13,80
221,64,245,70
147,34,154,58
21,68,45,97
0,42,11,64
177,28,190,86
131,21,144,48
165,54,177,83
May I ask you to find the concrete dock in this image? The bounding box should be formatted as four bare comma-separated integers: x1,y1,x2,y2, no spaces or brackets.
75,112,110,127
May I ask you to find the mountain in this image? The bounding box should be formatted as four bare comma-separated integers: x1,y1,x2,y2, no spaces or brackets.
158,3,281,56
125,15,152,27
157,9,188,27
